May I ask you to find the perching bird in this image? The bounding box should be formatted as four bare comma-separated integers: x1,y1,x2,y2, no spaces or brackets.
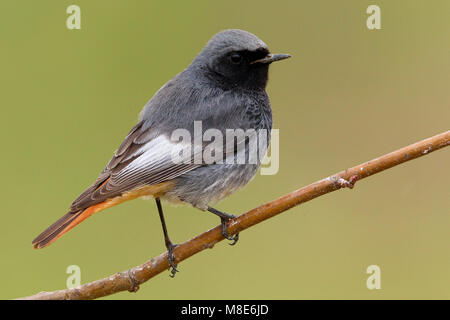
32,29,290,276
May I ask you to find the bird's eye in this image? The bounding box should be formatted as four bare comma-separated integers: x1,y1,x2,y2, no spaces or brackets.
230,53,243,64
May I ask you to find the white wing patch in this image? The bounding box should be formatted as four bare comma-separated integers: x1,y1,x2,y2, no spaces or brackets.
112,135,198,185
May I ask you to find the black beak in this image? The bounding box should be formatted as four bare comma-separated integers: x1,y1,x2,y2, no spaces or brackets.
250,53,291,65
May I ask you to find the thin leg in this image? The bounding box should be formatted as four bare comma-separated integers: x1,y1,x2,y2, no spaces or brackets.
155,197,178,277
207,206,239,245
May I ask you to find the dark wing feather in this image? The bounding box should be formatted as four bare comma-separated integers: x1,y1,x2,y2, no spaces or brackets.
69,121,199,212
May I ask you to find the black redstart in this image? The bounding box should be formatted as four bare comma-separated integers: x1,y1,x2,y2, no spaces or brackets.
32,29,290,276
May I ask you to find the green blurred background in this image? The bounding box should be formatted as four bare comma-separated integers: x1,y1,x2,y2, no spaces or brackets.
1,1,449,299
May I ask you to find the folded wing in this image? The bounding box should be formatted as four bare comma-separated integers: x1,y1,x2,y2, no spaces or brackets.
69,121,200,213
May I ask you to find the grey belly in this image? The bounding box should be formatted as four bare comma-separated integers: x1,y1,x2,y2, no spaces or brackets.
163,163,260,210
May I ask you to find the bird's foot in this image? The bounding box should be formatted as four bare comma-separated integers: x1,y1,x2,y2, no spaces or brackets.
220,216,239,245
207,207,240,245
166,242,179,278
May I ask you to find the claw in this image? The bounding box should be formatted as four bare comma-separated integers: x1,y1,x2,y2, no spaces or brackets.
221,217,239,245
227,233,239,246
166,243,179,278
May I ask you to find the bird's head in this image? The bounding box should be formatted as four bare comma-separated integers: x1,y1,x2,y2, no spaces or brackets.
192,29,291,90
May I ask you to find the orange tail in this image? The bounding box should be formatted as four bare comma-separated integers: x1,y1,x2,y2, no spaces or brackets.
32,205,100,249
32,182,175,249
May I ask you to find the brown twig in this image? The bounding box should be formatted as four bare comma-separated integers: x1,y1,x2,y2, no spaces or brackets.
17,131,449,300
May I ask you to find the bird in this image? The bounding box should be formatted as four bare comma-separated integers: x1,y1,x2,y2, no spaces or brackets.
32,29,291,276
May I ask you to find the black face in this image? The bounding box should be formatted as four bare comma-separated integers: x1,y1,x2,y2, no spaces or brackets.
209,48,271,90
